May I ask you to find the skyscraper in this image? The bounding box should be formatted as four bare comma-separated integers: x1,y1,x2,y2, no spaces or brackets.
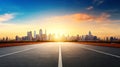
42,29,47,41
39,29,42,35
15,36,21,41
89,31,92,35
34,30,36,39
39,29,43,41
27,31,32,41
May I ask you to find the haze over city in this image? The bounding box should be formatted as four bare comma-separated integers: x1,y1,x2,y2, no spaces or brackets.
0,0,120,39
0,0,120,67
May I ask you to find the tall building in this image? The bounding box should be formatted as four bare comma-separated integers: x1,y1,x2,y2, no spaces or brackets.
27,31,32,41
2,37,5,41
36,34,40,41
39,29,43,41
89,31,92,35
85,31,94,40
34,30,36,39
42,29,47,41
15,36,21,41
6,37,8,41
39,29,42,35
80,31,98,41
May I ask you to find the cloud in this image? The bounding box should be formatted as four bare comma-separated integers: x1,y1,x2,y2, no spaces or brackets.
0,13,15,22
97,0,104,5
95,13,111,22
86,6,94,10
93,0,104,5
44,13,111,23
87,0,104,11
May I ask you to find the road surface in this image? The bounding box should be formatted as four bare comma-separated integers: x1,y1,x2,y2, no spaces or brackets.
0,42,120,67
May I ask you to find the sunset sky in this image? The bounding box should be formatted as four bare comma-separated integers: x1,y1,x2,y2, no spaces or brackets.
0,0,120,39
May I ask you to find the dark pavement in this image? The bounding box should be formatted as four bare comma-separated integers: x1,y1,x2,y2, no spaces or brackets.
62,43,120,67
0,43,58,67
0,42,120,67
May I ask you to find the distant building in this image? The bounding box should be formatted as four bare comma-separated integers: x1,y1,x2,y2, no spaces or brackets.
5,37,8,41
39,29,43,41
34,30,36,39
2,37,5,41
21,36,28,41
35,34,40,41
42,29,47,41
27,31,32,41
15,36,21,41
5,29,119,42
89,31,92,35
78,31,98,41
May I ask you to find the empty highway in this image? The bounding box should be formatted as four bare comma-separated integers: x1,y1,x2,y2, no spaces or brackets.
0,42,120,67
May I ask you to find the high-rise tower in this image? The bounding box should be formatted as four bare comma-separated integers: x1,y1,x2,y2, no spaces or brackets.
34,30,36,38
27,31,32,41
39,29,42,35
39,29,43,41
89,31,92,35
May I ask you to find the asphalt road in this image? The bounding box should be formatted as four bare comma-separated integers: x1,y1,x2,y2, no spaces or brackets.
0,42,120,67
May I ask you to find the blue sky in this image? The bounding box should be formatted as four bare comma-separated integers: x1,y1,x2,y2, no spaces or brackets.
0,0,120,38
0,0,120,23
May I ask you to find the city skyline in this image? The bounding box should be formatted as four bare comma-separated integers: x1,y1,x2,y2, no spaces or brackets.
0,0,120,38
14,29,120,42
0,28,120,39
1,29,119,42
0,1,120,67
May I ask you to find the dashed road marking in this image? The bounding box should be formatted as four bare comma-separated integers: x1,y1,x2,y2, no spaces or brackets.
58,44,63,67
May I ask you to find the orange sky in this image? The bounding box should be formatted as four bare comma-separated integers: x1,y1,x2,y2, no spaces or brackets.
0,13,120,39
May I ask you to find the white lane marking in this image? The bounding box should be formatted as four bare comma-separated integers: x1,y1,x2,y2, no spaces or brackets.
79,45,120,58
58,44,63,67
0,47,37,58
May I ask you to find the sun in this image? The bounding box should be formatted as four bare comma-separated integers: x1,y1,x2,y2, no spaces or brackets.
45,24,69,41
54,35,61,41
48,28,66,41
